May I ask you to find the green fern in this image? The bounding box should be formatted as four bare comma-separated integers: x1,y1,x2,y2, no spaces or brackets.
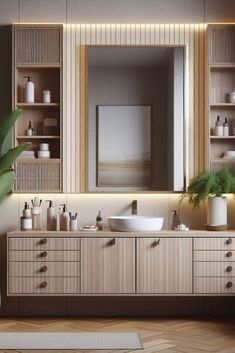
0,109,30,202
182,168,235,208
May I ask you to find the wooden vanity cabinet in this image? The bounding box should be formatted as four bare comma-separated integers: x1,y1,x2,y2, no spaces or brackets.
81,237,135,294
8,236,81,295
7,232,235,296
193,237,235,294
137,238,192,294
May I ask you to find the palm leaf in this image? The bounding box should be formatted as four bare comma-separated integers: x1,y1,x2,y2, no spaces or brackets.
0,108,23,157
0,169,14,203
0,143,30,169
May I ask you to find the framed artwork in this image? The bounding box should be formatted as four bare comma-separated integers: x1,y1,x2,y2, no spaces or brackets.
97,105,151,187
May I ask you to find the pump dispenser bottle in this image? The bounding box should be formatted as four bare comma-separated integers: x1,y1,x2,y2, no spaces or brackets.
223,117,229,136
20,202,32,230
214,115,223,136
171,210,181,230
60,204,69,231
46,200,56,231
96,210,103,231
23,76,35,103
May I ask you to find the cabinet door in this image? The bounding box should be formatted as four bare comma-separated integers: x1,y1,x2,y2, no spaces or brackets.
81,238,135,294
137,238,192,294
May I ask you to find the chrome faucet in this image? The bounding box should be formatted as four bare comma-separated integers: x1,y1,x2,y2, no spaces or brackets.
132,200,137,215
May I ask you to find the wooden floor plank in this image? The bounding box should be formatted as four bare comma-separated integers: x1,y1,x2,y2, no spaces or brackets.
0,318,234,353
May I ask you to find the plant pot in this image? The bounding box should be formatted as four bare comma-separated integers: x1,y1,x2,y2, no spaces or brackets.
207,195,227,226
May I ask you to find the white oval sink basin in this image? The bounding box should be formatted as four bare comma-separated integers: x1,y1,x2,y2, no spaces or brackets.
108,216,163,232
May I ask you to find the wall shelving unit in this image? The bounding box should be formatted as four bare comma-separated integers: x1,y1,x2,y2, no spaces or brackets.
12,24,63,192
206,24,235,173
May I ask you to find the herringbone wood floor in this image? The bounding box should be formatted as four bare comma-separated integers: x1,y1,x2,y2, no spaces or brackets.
0,318,234,353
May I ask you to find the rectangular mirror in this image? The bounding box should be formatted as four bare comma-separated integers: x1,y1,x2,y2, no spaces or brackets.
87,46,185,192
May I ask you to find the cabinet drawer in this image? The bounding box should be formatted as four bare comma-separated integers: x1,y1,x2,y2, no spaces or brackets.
194,237,235,250
194,262,235,277
194,277,235,294
194,250,234,262
8,261,80,277
8,277,80,294
8,237,80,250
8,250,80,262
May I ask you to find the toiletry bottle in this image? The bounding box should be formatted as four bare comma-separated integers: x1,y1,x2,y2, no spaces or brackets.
60,204,70,231
46,200,56,231
171,210,181,230
43,90,51,103
27,121,33,136
23,202,31,218
23,76,35,103
214,115,223,136
223,117,229,136
20,202,32,230
96,210,103,231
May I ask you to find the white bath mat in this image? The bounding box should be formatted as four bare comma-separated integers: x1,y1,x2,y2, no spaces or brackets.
0,332,143,350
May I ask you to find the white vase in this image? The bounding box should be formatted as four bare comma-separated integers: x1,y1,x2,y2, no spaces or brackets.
207,196,227,226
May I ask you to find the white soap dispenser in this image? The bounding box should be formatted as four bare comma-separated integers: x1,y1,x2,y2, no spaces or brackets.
60,204,70,231
23,76,35,103
46,200,57,231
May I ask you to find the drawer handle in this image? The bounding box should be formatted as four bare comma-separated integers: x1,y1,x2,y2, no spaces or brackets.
110,238,116,246
226,251,233,257
40,266,48,273
40,251,48,258
40,281,48,288
40,238,48,245
152,239,160,247
226,281,233,288
227,266,233,272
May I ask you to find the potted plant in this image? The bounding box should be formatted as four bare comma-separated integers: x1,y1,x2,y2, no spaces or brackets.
0,108,30,202
182,168,235,229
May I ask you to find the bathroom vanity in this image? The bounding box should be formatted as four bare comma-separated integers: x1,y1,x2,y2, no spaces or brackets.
7,231,235,296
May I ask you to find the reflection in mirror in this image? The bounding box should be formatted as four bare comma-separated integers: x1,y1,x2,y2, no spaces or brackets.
87,46,185,192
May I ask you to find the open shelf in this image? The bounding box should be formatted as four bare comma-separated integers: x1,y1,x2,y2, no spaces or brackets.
13,24,62,192
16,135,60,139
16,103,60,108
207,25,235,173
210,136,235,139
210,104,235,109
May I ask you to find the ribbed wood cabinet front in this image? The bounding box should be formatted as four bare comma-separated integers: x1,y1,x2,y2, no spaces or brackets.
81,238,135,294
137,238,192,294
8,237,80,295
193,237,235,294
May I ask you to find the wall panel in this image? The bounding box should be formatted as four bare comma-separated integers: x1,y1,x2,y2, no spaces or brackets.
63,24,206,192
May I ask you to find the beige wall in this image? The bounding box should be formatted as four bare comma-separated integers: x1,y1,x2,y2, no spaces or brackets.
1,0,235,24
0,0,234,315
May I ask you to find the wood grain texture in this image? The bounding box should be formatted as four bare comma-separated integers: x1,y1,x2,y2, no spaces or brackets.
8,276,80,295
14,26,62,64
8,237,80,250
81,237,135,294
8,261,80,277
194,277,235,294
8,250,81,262
194,237,235,250
194,250,234,262
63,24,206,191
194,261,235,277
137,238,192,294
13,24,63,192
1,317,235,353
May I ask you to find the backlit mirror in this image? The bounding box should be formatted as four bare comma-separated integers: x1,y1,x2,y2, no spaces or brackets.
87,46,185,192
